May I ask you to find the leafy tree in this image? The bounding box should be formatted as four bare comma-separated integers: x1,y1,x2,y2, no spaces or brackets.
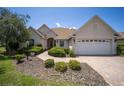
0,8,30,54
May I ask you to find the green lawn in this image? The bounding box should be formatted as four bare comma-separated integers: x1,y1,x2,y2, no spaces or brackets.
0,55,78,86
0,46,78,86
0,56,42,85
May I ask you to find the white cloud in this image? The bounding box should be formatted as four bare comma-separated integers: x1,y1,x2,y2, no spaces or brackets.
69,26,76,29
55,23,76,29
63,25,68,28
55,22,61,27
72,26,76,29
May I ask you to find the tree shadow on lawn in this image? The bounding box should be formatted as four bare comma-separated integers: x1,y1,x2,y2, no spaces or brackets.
0,55,12,61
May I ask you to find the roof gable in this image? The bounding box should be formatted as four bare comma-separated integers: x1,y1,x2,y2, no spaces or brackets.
74,16,118,39
118,32,124,39
37,24,57,38
28,26,44,39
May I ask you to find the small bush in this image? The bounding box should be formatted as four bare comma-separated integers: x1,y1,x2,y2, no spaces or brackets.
17,47,28,54
69,60,81,71
28,46,43,55
15,54,25,63
48,47,66,57
121,51,124,55
69,50,76,57
44,59,55,68
0,47,6,54
64,48,70,54
117,44,124,55
55,62,67,72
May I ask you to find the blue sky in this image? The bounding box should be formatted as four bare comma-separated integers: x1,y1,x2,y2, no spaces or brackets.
9,7,124,32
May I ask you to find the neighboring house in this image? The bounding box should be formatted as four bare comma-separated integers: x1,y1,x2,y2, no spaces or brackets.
117,32,124,44
28,16,120,55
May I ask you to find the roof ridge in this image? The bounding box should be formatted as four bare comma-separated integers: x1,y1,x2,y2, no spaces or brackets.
73,15,118,36
52,27,76,31
37,24,57,36
29,26,45,39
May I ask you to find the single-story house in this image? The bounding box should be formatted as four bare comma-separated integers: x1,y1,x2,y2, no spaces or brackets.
117,32,124,44
27,16,120,55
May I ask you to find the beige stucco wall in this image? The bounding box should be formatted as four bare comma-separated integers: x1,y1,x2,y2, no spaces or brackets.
29,30,47,50
38,25,58,49
56,39,69,48
68,38,73,49
76,17,115,39
73,17,117,55
38,26,56,38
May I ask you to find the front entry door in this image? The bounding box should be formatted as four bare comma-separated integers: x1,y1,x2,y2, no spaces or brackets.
47,38,54,49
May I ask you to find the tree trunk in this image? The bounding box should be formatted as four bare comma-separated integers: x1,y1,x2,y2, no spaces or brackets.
6,43,11,55
5,41,13,55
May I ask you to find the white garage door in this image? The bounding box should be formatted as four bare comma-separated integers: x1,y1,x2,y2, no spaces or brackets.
74,39,112,55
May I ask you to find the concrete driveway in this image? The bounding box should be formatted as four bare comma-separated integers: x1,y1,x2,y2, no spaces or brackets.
37,51,124,86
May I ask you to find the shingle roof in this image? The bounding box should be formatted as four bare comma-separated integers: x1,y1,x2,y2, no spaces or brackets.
118,32,124,39
74,15,119,36
29,16,121,40
28,26,45,39
37,24,57,36
52,28,76,39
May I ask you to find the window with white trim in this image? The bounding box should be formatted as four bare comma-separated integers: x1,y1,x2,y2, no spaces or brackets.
60,40,64,47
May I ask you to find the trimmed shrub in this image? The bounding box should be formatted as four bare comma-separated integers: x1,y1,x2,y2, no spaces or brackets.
28,46,43,55
64,48,70,54
0,47,6,54
69,50,76,57
44,59,55,68
15,54,25,63
55,62,67,72
121,51,124,55
69,60,81,71
48,47,66,57
117,44,124,55
17,47,28,54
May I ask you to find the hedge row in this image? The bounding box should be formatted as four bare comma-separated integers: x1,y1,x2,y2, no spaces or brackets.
17,45,43,55
15,45,43,63
48,47,66,57
48,47,76,57
117,44,124,55
27,46,43,55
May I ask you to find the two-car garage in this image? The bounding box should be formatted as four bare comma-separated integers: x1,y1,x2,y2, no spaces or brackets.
74,39,112,55
71,16,117,55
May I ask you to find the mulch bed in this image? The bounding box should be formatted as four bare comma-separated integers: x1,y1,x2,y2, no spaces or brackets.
14,57,109,86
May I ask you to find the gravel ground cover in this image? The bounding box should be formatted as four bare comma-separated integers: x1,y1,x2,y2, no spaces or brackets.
14,57,109,86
